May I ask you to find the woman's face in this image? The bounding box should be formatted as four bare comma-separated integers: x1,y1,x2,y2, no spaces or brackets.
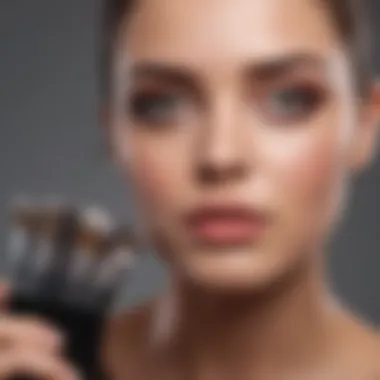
109,0,378,291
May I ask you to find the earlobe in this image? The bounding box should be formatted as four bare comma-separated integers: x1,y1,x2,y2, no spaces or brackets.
350,81,380,174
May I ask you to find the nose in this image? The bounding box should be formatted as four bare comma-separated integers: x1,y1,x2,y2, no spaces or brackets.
196,96,249,184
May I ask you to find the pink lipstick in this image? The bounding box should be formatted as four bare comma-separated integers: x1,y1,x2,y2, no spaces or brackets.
185,205,268,246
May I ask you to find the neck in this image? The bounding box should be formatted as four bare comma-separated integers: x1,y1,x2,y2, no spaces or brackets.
151,257,340,378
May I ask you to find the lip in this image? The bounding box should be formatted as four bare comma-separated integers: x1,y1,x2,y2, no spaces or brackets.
184,204,269,246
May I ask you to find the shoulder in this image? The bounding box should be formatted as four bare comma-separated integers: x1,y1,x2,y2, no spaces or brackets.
359,330,380,379
333,312,380,379
366,330,380,378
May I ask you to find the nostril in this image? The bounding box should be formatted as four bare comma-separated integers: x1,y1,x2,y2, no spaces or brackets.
197,160,247,185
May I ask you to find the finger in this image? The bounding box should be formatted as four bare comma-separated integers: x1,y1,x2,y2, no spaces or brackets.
0,351,80,380
0,316,63,352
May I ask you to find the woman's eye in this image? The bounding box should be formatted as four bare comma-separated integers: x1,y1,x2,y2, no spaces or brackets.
128,92,184,126
263,85,325,121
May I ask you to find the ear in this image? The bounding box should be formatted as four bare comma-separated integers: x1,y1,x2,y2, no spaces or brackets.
349,80,380,174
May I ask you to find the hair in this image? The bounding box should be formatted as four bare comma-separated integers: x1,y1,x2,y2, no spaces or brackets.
99,0,373,102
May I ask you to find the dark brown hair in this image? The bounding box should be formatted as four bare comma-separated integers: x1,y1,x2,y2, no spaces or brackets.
99,0,373,102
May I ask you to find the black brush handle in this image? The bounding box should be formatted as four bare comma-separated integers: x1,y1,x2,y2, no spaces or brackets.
9,293,107,380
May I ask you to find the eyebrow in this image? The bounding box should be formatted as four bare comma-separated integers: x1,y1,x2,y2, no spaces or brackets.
129,53,327,85
130,63,198,88
245,53,327,82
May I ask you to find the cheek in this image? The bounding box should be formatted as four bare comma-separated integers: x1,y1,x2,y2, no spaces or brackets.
266,123,348,220
132,156,172,206
283,136,338,205
125,136,189,213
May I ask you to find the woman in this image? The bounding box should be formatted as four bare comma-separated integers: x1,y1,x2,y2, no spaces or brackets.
1,0,380,379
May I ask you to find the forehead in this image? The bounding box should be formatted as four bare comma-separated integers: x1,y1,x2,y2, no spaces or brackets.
119,0,344,66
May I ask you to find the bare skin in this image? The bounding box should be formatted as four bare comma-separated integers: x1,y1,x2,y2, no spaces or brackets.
103,0,380,378
0,283,80,380
1,0,380,379
102,297,380,380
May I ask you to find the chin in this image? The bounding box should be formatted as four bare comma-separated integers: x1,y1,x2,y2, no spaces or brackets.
176,247,289,294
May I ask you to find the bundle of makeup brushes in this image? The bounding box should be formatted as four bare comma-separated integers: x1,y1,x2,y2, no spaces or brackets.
6,195,138,312
3,196,138,380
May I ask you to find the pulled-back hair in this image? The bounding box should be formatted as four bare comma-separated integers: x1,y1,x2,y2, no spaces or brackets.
99,0,373,102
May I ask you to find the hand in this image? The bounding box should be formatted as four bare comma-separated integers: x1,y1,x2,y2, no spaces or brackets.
0,282,80,380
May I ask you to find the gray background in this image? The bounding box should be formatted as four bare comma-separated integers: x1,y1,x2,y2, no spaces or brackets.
0,0,379,320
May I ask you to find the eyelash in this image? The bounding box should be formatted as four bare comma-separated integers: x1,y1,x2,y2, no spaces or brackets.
128,91,186,127
256,82,327,124
127,82,327,129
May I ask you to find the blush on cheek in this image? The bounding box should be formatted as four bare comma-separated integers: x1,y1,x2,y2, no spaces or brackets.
276,134,342,214
129,151,177,212
294,142,337,203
